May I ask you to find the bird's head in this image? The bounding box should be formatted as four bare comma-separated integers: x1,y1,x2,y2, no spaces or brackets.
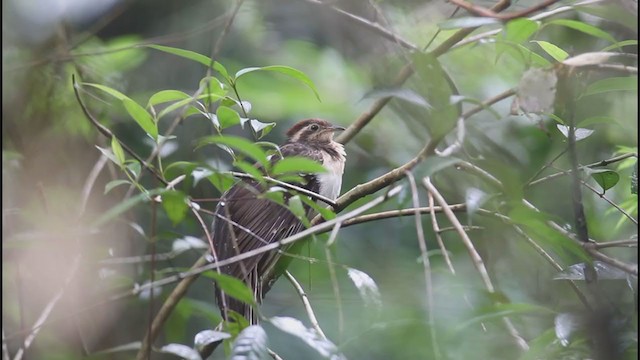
285,119,345,144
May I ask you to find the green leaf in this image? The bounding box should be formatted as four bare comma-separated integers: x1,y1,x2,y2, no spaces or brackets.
247,119,276,139
361,87,431,108
93,189,164,227
83,83,158,139
235,65,321,101
591,170,620,192
216,106,241,129
199,76,227,97
104,179,131,194
601,39,638,51
287,195,310,227
547,19,616,43
122,98,158,140
234,160,266,185
532,41,569,62
111,136,126,166
516,44,552,67
582,76,638,97
147,90,191,107
272,156,326,176
207,272,256,306
299,196,336,220
146,44,212,67
207,172,236,193
504,19,540,44
197,136,269,168
162,190,189,226
438,17,500,29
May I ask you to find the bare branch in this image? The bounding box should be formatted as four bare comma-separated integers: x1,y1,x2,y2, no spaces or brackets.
449,0,563,20
284,271,328,340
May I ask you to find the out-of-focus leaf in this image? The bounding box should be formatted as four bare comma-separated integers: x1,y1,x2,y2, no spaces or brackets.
553,261,629,280
412,53,458,138
532,40,569,61
104,179,131,194
438,16,500,29
148,90,191,107
162,190,189,226
504,18,540,44
562,52,618,67
361,87,431,108
172,236,208,253
272,156,326,176
208,172,236,193
512,68,557,114
547,19,616,43
230,325,269,360
555,313,579,347
287,195,310,227
419,156,460,178
235,65,321,101
234,160,266,185
93,189,163,227
194,330,231,353
556,124,594,141
197,136,269,167
270,316,346,360
582,76,638,97
602,39,638,51
225,311,250,337
632,162,638,194
465,188,488,218
578,116,615,127
346,267,382,309
93,341,142,355
591,169,620,192
111,137,126,166
199,76,227,96
158,343,201,360
147,44,211,67
299,195,337,220
207,272,256,306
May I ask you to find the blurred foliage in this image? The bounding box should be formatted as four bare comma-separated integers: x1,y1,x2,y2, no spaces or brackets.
2,0,637,360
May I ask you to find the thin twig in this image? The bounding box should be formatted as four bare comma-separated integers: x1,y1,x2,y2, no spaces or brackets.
528,153,637,187
324,223,344,341
580,179,638,225
449,0,562,20
405,172,441,358
423,177,529,351
593,239,637,249
428,193,456,274
284,271,328,340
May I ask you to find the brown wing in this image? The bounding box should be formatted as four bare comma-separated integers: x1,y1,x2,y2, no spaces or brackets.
212,141,322,321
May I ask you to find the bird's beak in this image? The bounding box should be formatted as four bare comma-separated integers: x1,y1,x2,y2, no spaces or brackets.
330,125,346,132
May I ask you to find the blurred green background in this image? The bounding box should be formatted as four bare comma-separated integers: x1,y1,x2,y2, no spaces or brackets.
2,0,637,359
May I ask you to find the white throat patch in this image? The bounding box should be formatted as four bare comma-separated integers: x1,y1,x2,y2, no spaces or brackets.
317,142,346,201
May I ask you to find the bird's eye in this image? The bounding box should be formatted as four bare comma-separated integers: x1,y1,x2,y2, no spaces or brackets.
310,124,320,131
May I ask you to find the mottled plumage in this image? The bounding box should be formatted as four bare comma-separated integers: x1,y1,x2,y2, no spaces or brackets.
212,119,345,322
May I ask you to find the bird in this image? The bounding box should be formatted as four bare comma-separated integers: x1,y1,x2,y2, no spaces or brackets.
211,118,346,324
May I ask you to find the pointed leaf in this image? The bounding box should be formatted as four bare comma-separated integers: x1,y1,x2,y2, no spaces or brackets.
197,136,269,167
111,136,126,166
548,19,616,43
532,40,569,61
207,272,256,306
582,76,638,97
104,179,131,194
591,170,620,192
216,106,241,129
503,18,540,44
235,65,321,101
148,90,191,107
147,44,212,67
